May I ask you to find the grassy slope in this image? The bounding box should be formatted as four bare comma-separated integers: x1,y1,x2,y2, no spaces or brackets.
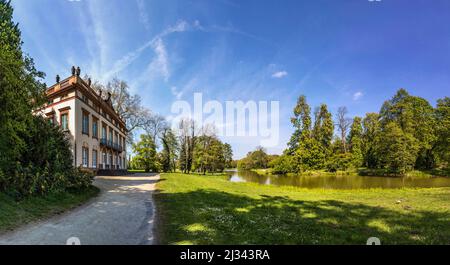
0,186,99,233
155,173,450,245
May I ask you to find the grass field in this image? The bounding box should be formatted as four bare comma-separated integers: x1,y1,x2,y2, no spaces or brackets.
0,186,99,233
155,173,450,245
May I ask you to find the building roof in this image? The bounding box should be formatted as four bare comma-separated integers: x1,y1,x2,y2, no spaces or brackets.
46,68,127,131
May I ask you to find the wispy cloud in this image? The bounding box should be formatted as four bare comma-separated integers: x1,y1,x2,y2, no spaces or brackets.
136,0,150,31
149,38,169,81
353,91,363,101
170,86,183,99
271,71,288,78
102,20,190,82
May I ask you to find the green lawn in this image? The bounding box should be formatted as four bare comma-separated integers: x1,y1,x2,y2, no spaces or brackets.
155,173,450,245
128,169,146,173
0,186,99,233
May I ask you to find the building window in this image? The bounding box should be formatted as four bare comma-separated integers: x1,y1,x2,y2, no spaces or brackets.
81,93,88,103
109,129,113,144
102,126,107,140
48,115,55,125
92,119,98,138
82,112,89,135
61,113,69,131
92,150,97,169
108,153,112,167
82,147,89,168
103,152,107,168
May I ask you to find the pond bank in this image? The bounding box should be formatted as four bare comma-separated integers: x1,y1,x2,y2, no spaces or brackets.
250,168,450,178
230,170,450,189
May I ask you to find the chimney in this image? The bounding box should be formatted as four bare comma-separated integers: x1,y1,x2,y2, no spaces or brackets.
88,78,92,86
71,66,76,76
99,89,103,97
106,92,111,101
76,67,81,77
56,75,60,83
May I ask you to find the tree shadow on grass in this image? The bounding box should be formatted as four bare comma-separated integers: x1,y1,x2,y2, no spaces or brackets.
155,189,450,245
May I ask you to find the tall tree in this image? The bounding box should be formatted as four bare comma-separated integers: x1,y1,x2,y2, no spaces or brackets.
287,95,312,154
362,113,380,168
160,127,178,172
0,0,46,176
434,97,450,166
312,104,334,153
132,134,158,172
237,146,269,170
336,106,352,153
375,122,419,174
91,78,151,140
348,116,363,167
177,118,197,173
144,114,167,145
222,143,233,169
379,89,436,169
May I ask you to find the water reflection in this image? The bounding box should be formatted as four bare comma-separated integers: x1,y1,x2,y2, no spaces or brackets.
226,170,450,189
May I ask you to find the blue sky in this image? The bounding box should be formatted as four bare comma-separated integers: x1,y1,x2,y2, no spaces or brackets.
12,0,450,158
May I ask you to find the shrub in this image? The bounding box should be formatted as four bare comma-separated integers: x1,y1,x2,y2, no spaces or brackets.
325,153,353,172
270,155,295,174
2,117,94,198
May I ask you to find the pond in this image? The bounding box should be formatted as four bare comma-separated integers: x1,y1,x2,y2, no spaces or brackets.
226,170,450,189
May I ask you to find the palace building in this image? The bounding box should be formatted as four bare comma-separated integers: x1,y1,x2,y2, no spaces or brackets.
35,66,128,173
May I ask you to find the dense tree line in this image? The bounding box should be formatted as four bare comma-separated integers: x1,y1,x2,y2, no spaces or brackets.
269,89,449,175
130,119,233,174
0,1,92,198
237,146,278,170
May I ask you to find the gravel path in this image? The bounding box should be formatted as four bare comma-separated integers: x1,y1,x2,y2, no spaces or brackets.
0,173,160,245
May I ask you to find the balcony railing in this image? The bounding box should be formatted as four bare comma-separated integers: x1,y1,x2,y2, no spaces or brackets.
100,138,124,152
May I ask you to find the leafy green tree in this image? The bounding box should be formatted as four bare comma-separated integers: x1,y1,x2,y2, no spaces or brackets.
293,137,326,172
132,134,158,172
434,97,450,167
210,139,226,172
313,104,334,153
269,155,295,174
193,135,227,174
362,113,380,168
249,146,270,169
287,95,311,154
222,143,233,169
0,1,93,197
0,0,46,175
237,146,270,170
193,135,212,174
160,128,178,172
376,122,419,174
380,89,436,169
348,116,363,167
325,153,353,172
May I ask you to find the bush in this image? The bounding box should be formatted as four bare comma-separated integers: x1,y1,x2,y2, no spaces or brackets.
67,168,95,191
2,117,94,198
270,155,295,174
325,153,353,172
